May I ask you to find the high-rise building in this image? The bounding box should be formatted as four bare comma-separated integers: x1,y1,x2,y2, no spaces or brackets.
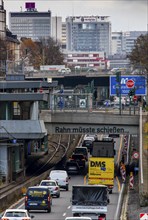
111,31,147,55
0,0,6,38
51,16,62,43
9,2,51,41
66,16,111,56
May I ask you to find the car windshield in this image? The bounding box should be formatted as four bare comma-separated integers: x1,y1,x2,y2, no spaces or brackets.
5,211,27,217
41,181,56,186
50,172,66,179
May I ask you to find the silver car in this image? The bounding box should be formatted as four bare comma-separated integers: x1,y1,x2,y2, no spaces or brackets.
39,179,60,198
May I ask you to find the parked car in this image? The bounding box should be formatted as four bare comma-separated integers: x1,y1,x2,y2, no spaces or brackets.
1,209,34,220
73,147,89,161
65,160,80,174
39,179,60,198
48,170,69,191
25,186,52,213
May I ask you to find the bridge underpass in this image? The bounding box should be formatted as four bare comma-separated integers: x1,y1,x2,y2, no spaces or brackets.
40,110,139,135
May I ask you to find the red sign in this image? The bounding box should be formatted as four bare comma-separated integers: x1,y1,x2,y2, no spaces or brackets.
132,151,139,159
140,213,148,219
126,79,135,88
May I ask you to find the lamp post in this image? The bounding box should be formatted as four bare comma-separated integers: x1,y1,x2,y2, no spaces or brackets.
115,70,122,115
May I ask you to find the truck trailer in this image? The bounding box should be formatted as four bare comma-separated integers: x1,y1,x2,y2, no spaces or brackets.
71,185,109,220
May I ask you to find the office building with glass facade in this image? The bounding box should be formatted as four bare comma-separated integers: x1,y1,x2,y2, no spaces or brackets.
66,16,111,57
9,8,51,41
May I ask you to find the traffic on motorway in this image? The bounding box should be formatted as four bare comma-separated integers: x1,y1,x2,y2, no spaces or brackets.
0,134,127,220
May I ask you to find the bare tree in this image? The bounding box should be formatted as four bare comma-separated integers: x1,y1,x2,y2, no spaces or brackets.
128,34,148,73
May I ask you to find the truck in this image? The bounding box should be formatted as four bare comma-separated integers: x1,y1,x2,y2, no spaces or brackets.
88,139,115,194
71,185,109,220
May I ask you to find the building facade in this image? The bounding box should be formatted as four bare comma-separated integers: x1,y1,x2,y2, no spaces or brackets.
66,16,111,56
51,16,62,43
64,51,110,69
0,0,6,38
9,3,51,41
111,31,147,55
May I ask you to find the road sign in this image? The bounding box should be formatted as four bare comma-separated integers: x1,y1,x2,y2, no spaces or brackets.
140,213,148,220
132,151,139,159
126,79,135,88
79,99,86,108
110,75,146,96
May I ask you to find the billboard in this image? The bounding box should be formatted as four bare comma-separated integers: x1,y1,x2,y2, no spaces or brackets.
25,2,35,9
110,75,147,96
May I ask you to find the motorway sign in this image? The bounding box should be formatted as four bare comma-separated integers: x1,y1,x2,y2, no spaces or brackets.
110,75,146,96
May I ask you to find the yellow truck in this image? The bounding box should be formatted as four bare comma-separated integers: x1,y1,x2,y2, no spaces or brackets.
88,157,114,193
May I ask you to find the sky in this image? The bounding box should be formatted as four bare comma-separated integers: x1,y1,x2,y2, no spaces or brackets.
3,0,148,32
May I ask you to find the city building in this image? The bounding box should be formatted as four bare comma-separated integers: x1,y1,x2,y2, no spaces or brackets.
0,0,6,38
111,31,147,55
9,2,51,41
64,51,110,70
61,22,66,50
66,16,111,56
51,16,62,43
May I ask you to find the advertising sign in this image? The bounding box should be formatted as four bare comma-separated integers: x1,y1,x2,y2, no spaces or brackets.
110,75,146,96
88,157,114,185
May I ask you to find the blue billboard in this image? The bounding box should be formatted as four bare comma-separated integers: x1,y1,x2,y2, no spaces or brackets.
110,75,147,96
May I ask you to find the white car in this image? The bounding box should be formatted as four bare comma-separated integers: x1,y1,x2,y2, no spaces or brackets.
1,209,34,220
39,179,60,198
58,68,71,73
48,170,69,191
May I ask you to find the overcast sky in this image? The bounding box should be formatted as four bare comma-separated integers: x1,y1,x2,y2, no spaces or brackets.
3,0,148,32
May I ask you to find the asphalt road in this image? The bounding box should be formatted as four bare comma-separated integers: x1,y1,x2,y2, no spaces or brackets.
9,173,121,220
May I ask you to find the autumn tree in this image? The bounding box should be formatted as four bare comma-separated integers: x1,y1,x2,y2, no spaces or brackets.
20,38,42,69
37,37,65,66
128,34,148,73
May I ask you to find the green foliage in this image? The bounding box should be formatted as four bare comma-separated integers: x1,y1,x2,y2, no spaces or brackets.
128,34,148,72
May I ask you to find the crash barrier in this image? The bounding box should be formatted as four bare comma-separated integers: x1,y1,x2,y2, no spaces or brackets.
0,168,52,212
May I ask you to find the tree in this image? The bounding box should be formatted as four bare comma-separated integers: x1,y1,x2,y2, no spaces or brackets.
37,37,65,66
20,38,42,69
128,34,148,73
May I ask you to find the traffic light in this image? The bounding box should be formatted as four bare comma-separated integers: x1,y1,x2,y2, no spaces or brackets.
116,71,121,82
128,88,135,97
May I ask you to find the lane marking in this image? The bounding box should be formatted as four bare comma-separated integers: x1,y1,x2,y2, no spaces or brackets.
117,134,123,165
116,176,121,192
67,206,71,209
63,212,66,216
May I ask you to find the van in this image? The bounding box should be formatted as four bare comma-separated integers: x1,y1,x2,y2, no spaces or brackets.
48,170,69,191
58,68,71,74
25,186,52,213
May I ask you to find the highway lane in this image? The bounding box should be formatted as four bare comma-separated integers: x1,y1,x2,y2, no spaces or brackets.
4,136,123,220
10,173,120,220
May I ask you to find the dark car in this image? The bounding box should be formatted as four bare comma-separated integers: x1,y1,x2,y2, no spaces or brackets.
70,154,86,169
82,140,93,153
25,186,52,213
74,147,88,161
65,160,80,174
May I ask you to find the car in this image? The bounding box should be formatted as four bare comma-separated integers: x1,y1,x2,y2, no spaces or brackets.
82,139,94,153
48,170,69,191
58,68,71,74
70,154,86,169
87,68,98,72
25,186,52,213
65,217,92,220
39,179,60,198
65,160,80,174
73,147,89,161
1,209,34,220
